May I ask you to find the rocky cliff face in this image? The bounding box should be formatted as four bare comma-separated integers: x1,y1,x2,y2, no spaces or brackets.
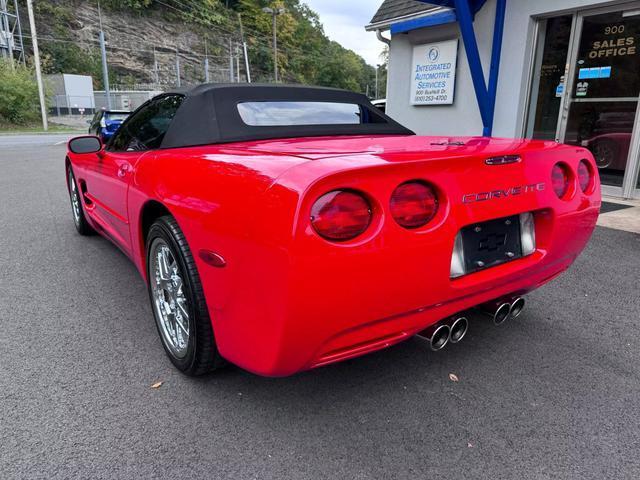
35,1,244,89
27,0,375,94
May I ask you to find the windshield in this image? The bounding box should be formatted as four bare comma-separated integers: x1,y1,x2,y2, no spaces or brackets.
106,113,130,122
237,101,373,126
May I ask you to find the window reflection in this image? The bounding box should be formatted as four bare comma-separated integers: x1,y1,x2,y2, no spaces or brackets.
572,12,640,99
564,101,636,187
527,15,573,140
237,102,366,126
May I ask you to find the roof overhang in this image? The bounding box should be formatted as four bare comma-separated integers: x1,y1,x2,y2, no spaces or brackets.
366,0,487,35
365,6,449,32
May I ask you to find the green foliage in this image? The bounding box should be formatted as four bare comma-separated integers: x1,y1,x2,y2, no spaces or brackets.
30,1,109,88
102,0,224,24
33,1,75,37
39,42,108,89
30,0,380,94
187,0,226,25
237,0,377,93
0,59,42,125
100,0,153,11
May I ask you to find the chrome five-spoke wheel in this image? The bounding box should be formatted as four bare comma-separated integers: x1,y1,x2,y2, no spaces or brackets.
67,166,93,235
68,169,81,226
145,215,223,375
150,240,190,359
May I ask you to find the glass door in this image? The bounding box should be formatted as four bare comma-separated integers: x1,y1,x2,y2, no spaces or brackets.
559,7,640,194
527,4,640,198
526,15,574,140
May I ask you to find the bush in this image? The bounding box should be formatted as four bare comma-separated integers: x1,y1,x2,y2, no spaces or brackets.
0,59,42,125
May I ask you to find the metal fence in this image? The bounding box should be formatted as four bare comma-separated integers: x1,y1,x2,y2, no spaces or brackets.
50,91,162,116
50,95,95,116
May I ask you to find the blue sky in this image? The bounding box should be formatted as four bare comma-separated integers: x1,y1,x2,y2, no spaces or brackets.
303,0,386,66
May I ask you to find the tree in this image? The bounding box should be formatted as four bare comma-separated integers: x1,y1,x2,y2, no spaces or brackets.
0,59,43,125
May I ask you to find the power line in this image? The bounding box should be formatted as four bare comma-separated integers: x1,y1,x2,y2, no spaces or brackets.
21,33,232,59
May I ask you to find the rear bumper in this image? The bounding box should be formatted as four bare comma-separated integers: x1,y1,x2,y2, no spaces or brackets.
212,205,598,377
309,252,572,369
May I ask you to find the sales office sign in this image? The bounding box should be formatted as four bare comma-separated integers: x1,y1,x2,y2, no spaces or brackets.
411,39,458,105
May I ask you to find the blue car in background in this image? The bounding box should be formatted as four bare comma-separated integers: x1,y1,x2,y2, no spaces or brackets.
88,110,131,142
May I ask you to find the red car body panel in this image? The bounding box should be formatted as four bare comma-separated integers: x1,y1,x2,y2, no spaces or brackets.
67,134,600,376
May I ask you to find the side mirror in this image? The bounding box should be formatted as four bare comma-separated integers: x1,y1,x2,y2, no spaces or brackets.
69,135,102,154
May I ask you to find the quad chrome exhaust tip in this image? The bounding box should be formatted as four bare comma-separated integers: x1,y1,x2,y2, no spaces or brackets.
510,297,526,319
481,296,526,325
417,315,470,351
417,323,451,351
493,303,512,325
449,317,469,343
429,324,451,351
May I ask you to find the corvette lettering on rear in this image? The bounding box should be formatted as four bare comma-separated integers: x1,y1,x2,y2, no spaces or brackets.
462,183,546,204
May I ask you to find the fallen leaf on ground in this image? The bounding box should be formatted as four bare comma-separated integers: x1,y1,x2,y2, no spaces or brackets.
467,442,473,448
449,373,459,382
151,381,164,389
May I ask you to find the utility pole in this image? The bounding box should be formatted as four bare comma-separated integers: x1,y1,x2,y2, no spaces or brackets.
228,37,234,82
175,45,181,87
204,38,210,83
153,46,159,85
97,1,112,109
25,0,47,130
262,7,285,83
237,12,251,83
27,0,49,132
235,43,240,82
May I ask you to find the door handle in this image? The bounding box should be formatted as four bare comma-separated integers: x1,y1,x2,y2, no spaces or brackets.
117,164,131,178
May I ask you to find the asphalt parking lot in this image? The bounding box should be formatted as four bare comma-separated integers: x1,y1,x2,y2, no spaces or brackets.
1,134,640,479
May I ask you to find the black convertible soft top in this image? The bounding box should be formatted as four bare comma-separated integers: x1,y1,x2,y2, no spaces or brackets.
160,84,414,148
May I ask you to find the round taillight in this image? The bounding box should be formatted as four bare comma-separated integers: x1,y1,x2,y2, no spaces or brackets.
551,163,570,198
390,181,438,229
577,160,593,192
310,190,372,241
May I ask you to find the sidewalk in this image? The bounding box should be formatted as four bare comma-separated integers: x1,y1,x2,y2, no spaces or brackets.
598,196,640,234
49,115,91,130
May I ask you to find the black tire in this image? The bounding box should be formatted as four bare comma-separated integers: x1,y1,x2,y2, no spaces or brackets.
592,139,619,169
146,215,224,376
67,165,95,235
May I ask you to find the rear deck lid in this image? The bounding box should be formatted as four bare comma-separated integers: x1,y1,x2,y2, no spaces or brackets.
222,135,557,161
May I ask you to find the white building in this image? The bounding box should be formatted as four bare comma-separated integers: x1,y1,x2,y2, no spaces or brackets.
47,74,95,114
367,0,640,199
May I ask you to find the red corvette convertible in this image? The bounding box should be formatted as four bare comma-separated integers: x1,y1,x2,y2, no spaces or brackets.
65,85,600,377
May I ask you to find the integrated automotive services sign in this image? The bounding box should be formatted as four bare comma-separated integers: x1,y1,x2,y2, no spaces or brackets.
410,39,458,105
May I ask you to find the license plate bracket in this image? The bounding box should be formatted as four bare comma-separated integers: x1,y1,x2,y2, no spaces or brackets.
461,215,522,274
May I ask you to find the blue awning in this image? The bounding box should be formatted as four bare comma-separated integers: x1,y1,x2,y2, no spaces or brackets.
390,0,487,34
418,0,486,11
